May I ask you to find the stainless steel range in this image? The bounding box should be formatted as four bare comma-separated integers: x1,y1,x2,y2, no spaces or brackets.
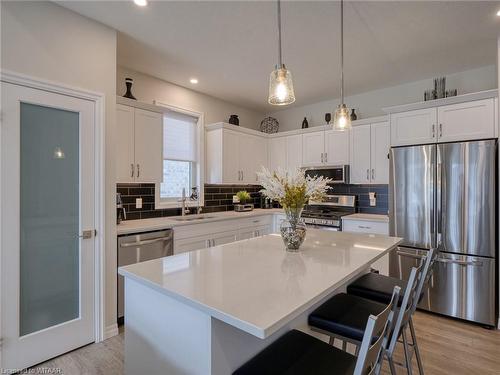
302,194,356,231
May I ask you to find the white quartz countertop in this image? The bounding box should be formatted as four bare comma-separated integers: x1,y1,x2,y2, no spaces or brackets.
119,229,402,338
116,208,284,235
342,213,389,223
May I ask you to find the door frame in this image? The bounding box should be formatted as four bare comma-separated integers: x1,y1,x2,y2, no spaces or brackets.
0,70,107,350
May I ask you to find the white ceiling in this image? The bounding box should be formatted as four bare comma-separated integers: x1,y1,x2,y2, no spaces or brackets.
59,1,500,112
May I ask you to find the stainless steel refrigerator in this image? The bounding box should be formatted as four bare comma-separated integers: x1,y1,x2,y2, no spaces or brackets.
389,140,497,326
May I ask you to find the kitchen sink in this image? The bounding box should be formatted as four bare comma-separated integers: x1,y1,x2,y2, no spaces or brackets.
172,215,215,222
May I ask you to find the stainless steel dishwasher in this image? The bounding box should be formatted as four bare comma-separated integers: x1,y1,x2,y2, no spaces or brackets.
117,229,173,323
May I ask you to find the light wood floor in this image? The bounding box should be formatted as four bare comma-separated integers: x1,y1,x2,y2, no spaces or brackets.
29,311,500,374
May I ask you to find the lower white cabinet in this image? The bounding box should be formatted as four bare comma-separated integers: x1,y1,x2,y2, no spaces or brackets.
342,216,389,275
173,215,274,254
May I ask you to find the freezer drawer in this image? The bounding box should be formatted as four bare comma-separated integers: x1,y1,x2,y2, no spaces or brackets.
390,247,497,326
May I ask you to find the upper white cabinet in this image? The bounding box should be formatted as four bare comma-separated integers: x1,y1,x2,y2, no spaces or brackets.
116,104,163,183
268,134,303,172
389,96,497,146
437,99,495,143
206,124,268,184
302,129,349,167
390,108,437,146
350,121,389,184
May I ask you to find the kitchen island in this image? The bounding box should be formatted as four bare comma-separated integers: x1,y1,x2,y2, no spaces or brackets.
119,229,402,375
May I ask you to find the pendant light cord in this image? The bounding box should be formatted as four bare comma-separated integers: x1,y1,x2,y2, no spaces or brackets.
340,0,344,104
277,0,283,67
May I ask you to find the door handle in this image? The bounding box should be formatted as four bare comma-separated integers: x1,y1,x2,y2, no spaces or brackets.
439,123,442,138
206,239,211,248
131,163,134,178
432,124,435,138
136,164,140,178
371,169,375,180
120,236,173,247
324,153,328,163
321,153,324,163
366,169,370,180
437,258,482,267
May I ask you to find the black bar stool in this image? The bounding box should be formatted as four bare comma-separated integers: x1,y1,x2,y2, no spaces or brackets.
233,287,401,375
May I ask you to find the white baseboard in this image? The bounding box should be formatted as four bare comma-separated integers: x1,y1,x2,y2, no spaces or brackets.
104,323,119,340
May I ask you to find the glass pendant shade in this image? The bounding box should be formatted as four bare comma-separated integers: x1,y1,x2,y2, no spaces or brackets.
268,65,295,105
333,104,351,131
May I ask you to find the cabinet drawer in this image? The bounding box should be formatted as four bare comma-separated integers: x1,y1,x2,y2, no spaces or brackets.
237,215,273,228
342,220,388,235
174,220,234,240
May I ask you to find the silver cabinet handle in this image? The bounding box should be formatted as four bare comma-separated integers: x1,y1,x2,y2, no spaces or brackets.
371,169,375,180
324,152,328,163
212,239,215,247
131,163,135,178
321,153,324,163
136,164,140,178
120,235,173,248
358,225,372,229
439,123,442,138
241,171,243,181
432,124,435,138
366,169,370,180
206,239,211,248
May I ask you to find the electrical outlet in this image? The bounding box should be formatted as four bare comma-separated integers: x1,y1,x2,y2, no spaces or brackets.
369,192,376,207
136,197,143,209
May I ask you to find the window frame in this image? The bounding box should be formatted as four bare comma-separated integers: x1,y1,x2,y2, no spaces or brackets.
153,101,204,210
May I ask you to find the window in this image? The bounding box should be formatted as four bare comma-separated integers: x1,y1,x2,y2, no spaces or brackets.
159,111,199,205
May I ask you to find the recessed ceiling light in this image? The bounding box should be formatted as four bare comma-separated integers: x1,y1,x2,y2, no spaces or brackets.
134,0,148,7
190,78,198,84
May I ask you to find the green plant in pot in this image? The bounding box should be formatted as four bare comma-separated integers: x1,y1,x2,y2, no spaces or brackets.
236,190,251,204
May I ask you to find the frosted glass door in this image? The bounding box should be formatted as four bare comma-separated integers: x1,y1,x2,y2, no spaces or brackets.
20,103,80,335
1,82,95,370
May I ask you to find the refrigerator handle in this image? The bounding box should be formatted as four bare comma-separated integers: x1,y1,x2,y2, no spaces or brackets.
436,145,442,248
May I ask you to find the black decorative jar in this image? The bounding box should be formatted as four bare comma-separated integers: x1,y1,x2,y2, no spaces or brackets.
229,115,239,126
123,77,137,100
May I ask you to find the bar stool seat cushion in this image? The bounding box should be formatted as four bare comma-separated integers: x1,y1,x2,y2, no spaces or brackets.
233,329,356,375
347,273,423,305
308,293,386,342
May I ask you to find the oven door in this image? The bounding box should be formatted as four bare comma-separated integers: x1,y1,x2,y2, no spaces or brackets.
305,224,339,231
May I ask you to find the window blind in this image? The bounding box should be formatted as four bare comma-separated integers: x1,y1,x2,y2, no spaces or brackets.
163,112,198,162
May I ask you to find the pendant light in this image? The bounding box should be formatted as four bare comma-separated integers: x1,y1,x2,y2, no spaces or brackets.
333,0,351,131
268,0,295,105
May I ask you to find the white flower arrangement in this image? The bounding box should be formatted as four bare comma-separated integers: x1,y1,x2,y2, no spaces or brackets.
257,167,332,211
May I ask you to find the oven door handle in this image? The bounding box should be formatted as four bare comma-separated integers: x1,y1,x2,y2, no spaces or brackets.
120,235,173,248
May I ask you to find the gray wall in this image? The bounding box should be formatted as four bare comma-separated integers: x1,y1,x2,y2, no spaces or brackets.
117,66,265,130
1,1,118,336
268,65,497,132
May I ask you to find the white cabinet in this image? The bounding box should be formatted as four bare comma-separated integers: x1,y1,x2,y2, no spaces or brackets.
390,108,437,147
302,129,349,167
206,126,268,184
116,104,163,183
212,230,238,246
350,125,372,184
268,134,303,172
438,98,495,143
302,132,324,166
342,216,389,275
324,130,349,165
350,122,389,184
390,98,496,146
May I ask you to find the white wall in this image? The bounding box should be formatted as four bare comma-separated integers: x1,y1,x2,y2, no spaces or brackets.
1,1,118,337
269,65,497,132
117,67,264,130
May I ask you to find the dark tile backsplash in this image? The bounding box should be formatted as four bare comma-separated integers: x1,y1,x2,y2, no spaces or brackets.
117,183,263,220
116,183,388,220
329,184,389,215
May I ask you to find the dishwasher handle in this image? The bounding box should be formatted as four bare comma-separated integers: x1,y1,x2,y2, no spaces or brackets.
120,235,173,248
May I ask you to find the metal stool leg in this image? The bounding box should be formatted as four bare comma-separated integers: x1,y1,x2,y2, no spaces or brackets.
409,317,424,375
388,356,398,375
402,328,413,375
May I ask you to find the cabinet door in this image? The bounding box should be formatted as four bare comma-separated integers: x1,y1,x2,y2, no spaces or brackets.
286,134,303,171
324,129,349,165
370,122,390,184
349,125,371,184
134,109,163,182
116,104,135,182
269,137,287,173
222,130,241,183
390,108,437,146
438,98,495,143
302,131,325,166
240,133,267,184
174,236,209,254
212,230,238,246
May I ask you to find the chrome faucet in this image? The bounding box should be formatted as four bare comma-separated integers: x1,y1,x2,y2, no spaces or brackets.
180,188,190,216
